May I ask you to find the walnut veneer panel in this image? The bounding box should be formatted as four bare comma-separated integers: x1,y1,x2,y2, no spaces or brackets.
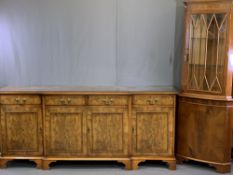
132,106,174,156
88,95,128,106
45,106,86,156
87,107,128,157
1,105,43,156
133,95,175,106
177,97,233,173
0,95,41,105
177,98,232,163
189,1,232,13
44,95,85,106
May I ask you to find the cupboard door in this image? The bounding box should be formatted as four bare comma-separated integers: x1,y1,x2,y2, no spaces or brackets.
1,105,43,156
87,107,128,157
132,106,174,156
45,106,87,156
177,99,231,163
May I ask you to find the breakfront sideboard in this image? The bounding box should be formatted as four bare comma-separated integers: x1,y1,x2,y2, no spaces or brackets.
177,0,233,173
0,86,177,170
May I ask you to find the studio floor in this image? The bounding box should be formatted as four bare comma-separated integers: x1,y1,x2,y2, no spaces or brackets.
0,160,232,175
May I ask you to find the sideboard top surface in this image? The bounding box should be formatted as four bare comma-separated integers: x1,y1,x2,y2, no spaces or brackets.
0,86,177,95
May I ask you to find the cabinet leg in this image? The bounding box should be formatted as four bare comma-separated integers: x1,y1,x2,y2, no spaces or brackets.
0,159,11,168
42,160,56,170
176,156,187,164
164,160,176,170
131,160,145,170
117,160,132,170
30,159,42,169
210,164,231,174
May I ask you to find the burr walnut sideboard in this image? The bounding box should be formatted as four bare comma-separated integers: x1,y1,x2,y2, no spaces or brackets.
0,86,177,170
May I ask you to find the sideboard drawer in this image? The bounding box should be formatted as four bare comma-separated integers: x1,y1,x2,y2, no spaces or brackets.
88,95,128,106
44,95,86,105
0,95,41,105
133,95,174,106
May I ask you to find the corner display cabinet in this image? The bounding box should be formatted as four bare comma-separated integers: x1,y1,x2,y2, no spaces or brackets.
177,0,233,173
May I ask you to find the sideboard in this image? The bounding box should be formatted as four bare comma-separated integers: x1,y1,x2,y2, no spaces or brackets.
0,86,177,170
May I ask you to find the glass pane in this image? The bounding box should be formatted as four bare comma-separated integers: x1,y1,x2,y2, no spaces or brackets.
187,13,227,93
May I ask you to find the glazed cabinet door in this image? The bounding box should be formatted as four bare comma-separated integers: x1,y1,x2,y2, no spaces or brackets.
182,2,232,95
132,106,175,156
45,106,87,157
87,107,128,157
1,105,43,156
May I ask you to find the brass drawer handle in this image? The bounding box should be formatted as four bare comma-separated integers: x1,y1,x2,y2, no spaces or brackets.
102,98,114,105
67,98,72,104
15,98,27,104
60,98,72,105
147,98,159,105
15,98,20,103
22,98,27,103
60,99,66,104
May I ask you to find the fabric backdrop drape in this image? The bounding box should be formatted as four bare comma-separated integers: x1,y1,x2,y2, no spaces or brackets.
0,0,183,87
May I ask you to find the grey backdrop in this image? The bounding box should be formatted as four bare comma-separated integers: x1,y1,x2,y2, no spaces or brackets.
0,0,184,87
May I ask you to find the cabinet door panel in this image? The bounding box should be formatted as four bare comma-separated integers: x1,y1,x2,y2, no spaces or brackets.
132,106,174,156
1,105,42,156
87,107,128,157
177,100,231,162
45,106,86,156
